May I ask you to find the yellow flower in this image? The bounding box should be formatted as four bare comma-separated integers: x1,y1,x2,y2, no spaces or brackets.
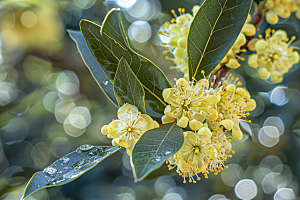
167,128,234,183
211,75,256,140
101,104,158,155
247,29,299,82
162,78,221,128
265,0,292,24
159,6,199,79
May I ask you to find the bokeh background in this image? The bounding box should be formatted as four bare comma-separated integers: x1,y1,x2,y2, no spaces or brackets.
0,0,300,199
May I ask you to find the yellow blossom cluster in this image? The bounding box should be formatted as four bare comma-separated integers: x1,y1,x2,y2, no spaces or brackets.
248,29,299,83
101,104,159,155
163,75,256,182
265,0,300,24
159,6,200,79
216,14,256,71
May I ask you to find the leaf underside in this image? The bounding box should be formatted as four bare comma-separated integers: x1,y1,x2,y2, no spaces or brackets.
114,57,146,113
22,145,122,200
68,30,118,107
80,9,171,122
131,123,184,182
188,0,253,81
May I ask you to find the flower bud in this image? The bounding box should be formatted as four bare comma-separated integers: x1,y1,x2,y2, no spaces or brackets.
266,13,279,24
273,30,287,40
168,35,179,47
209,109,218,121
198,127,212,137
177,37,187,48
170,24,181,34
189,119,203,131
255,39,268,51
164,105,175,118
242,23,256,36
219,119,234,130
247,99,256,111
162,88,171,101
174,47,185,59
258,68,270,79
271,71,283,83
181,27,189,36
192,5,200,15
226,84,236,92
248,54,258,68
234,33,246,47
236,88,246,97
225,58,241,69
176,78,188,86
162,115,176,124
247,38,259,51
101,125,109,135
176,15,186,25
232,128,243,140
177,116,189,128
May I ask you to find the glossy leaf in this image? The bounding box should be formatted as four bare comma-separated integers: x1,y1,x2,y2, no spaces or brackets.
114,57,146,113
80,9,171,122
131,122,184,182
188,0,253,80
22,145,122,200
68,30,118,107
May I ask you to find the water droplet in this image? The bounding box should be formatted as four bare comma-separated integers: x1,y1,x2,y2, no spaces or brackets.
165,151,171,156
77,144,94,151
37,184,41,188
76,149,82,154
103,79,109,86
63,167,70,170
155,157,161,161
43,166,57,177
60,157,70,164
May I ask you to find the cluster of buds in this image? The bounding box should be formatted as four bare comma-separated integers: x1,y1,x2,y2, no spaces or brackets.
216,14,256,71
163,74,256,182
248,29,299,83
101,104,159,155
265,0,300,24
159,6,200,79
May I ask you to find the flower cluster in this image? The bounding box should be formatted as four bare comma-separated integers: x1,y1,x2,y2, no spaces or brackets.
163,75,256,182
101,104,158,155
265,0,300,24
248,29,299,83
159,6,200,79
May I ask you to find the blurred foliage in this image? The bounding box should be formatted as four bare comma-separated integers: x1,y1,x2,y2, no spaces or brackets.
0,0,300,200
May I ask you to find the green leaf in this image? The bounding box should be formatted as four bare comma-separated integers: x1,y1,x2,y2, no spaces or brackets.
22,145,122,200
131,122,184,182
114,57,146,113
80,9,171,122
68,30,118,107
258,0,267,15
188,0,253,80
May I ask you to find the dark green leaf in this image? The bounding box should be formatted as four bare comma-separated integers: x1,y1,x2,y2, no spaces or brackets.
131,123,184,182
188,0,253,80
80,9,171,122
144,164,177,181
114,57,146,113
22,145,122,200
68,30,118,107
